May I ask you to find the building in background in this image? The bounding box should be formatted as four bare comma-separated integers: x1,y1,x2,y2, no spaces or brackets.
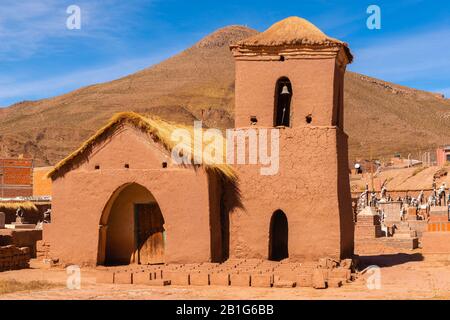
33,166,53,197
0,158,33,197
0,160,52,224
437,146,450,166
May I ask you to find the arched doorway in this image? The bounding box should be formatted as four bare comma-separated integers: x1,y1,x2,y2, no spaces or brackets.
274,77,293,127
269,210,289,261
97,183,165,266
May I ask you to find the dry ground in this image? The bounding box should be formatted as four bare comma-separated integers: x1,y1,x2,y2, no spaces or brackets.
0,252,449,300
350,165,450,192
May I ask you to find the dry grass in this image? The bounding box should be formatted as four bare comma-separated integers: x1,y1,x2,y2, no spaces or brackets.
235,16,352,62
48,112,236,181
0,280,59,295
0,201,37,211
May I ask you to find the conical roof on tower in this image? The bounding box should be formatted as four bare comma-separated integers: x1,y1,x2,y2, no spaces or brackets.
233,16,353,63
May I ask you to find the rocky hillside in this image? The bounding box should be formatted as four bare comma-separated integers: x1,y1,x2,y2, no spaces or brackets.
0,25,448,166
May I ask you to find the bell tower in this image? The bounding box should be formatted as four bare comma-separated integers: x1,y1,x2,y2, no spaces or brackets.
231,16,352,129
227,17,355,262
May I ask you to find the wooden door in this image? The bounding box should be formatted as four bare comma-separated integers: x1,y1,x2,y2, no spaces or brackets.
135,203,165,265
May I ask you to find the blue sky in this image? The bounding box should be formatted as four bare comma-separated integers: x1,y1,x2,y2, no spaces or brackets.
0,0,449,106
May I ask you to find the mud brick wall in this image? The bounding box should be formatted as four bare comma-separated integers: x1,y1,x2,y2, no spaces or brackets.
46,126,221,266
33,167,53,196
0,229,42,258
36,240,51,259
408,220,428,237
0,158,33,197
0,245,30,272
228,128,354,262
354,214,385,253
355,215,382,240
428,222,450,232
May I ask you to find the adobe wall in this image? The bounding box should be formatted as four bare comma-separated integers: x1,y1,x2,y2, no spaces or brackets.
44,125,222,266
336,127,354,257
234,57,339,128
33,166,53,196
227,126,354,261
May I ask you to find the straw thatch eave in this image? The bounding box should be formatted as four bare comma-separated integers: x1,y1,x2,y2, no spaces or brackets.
47,112,236,181
0,201,38,212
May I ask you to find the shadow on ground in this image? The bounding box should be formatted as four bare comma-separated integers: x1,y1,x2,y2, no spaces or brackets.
355,253,424,269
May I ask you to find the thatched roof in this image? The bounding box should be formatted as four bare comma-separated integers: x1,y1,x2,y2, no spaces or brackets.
0,201,38,212
234,16,353,63
48,112,236,180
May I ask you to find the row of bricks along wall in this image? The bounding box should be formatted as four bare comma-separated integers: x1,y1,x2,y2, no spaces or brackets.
0,245,30,271
0,159,33,197
97,259,354,289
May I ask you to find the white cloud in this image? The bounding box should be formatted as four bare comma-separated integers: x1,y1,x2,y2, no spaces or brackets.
350,27,450,82
0,49,178,102
0,0,150,60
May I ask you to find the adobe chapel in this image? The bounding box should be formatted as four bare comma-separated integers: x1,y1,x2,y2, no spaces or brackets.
44,16,355,267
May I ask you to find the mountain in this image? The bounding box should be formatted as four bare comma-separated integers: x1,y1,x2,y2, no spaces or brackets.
0,26,449,166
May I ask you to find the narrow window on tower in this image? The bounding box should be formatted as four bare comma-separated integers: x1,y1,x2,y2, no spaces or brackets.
274,77,292,127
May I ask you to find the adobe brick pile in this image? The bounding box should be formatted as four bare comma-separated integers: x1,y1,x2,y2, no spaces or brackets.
0,245,30,272
96,258,355,289
0,229,42,258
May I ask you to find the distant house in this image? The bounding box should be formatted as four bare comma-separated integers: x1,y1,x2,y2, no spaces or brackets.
0,157,33,197
0,160,52,224
437,146,450,166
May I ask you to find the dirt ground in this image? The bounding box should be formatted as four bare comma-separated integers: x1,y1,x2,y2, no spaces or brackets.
0,252,449,300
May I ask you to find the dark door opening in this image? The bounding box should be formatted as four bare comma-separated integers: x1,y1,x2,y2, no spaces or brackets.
99,183,164,266
274,77,292,127
269,210,289,261
135,203,165,265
